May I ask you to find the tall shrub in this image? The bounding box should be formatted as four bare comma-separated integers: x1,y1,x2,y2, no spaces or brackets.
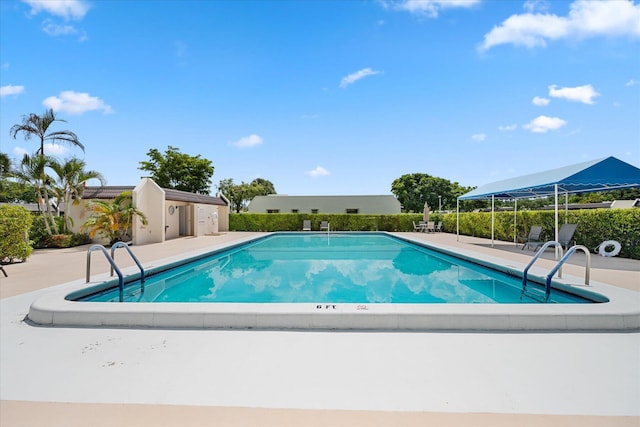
0,205,33,263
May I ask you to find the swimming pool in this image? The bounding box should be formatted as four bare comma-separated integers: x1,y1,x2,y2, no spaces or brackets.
79,233,591,304
27,232,640,331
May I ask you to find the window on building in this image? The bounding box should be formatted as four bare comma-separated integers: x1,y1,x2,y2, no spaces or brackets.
311,209,319,214
346,209,359,214
266,209,280,213
291,209,299,213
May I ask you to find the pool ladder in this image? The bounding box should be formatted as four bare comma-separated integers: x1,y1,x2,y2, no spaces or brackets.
86,242,145,302
521,242,591,302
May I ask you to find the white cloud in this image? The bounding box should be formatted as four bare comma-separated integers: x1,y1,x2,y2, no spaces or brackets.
174,40,188,58
1,85,25,97
524,115,567,133
479,0,640,51
13,147,28,158
22,0,90,20
532,96,550,106
43,143,69,155
498,124,518,131
230,134,263,148
43,91,112,114
42,21,78,36
548,84,600,104
339,68,381,88
471,133,486,141
523,0,550,13
626,79,639,86
381,0,481,18
306,166,330,177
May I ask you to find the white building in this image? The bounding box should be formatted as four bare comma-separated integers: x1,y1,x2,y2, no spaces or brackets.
247,195,401,214
68,178,229,245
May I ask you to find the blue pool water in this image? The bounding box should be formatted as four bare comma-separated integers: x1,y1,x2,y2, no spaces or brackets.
79,233,593,304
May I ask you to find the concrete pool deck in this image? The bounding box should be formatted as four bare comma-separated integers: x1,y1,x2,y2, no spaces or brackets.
1,232,639,426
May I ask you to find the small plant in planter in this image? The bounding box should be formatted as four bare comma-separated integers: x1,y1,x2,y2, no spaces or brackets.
81,191,148,246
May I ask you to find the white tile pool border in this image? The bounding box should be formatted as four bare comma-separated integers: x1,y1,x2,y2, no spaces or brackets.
27,232,640,331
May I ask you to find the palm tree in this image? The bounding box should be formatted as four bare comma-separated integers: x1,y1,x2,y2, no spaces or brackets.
81,191,148,245
49,158,106,233
10,109,84,156
12,154,59,234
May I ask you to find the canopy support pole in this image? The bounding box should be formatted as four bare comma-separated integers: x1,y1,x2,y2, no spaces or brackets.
513,199,517,245
554,184,559,260
456,198,460,242
491,195,495,248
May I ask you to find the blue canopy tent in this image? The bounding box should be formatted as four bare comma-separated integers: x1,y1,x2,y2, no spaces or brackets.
456,156,640,251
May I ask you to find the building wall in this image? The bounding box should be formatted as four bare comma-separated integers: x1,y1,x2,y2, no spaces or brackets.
194,204,219,236
133,178,165,245
66,178,230,245
248,195,401,214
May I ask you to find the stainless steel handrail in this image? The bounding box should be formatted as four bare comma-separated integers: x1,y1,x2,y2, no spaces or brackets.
110,241,145,293
545,245,591,301
521,241,563,301
86,244,124,302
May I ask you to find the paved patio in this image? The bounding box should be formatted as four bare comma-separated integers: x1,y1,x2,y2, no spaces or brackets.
1,232,639,426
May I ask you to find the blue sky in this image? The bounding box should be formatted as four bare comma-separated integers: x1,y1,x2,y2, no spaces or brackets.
1,0,639,196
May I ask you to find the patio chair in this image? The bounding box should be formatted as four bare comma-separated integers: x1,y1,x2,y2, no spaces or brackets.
302,220,311,231
558,223,577,249
521,225,543,251
426,221,436,232
434,221,443,232
320,221,330,231
413,221,427,232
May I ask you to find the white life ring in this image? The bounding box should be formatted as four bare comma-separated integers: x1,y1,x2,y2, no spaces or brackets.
596,240,622,257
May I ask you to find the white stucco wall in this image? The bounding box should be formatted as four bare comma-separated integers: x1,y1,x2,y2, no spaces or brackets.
194,204,219,236
133,178,165,245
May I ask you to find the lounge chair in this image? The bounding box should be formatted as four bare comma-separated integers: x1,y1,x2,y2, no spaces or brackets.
521,225,543,251
320,221,330,231
558,223,577,249
302,220,311,231
413,221,425,232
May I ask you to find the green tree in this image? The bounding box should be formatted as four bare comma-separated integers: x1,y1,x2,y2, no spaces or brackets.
0,205,33,263
10,109,84,156
218,178,276,213
50,157,106,233
250,178,276,196
81,191,148,245
217,178,247,213
138,146,214,194
391,173,471,213
12,154,59,234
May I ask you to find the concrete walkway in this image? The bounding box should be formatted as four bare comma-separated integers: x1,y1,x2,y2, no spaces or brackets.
1,232,639,426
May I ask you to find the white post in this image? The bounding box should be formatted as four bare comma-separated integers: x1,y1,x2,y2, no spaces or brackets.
456,198,460,242
513,199,518,244
555,184,559,260
491,195,495,248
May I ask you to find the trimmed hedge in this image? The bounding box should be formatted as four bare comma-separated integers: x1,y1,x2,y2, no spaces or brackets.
0,205,33,263
230,209,640,259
